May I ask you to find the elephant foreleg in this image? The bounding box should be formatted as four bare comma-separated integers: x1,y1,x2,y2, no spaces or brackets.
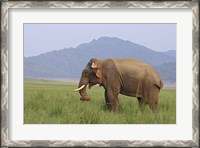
105,87,119,112
104,89,112,111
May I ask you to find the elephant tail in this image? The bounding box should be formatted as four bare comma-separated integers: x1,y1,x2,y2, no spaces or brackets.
154,79,164,89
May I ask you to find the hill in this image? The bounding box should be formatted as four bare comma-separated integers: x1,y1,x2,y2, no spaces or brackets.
24,37,176,85
161,50,176,58
153,62,176,86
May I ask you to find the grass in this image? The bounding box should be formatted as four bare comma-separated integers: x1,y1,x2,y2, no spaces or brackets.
24,79,176,124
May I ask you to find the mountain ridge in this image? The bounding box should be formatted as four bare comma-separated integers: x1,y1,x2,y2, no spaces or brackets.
24,37,176,85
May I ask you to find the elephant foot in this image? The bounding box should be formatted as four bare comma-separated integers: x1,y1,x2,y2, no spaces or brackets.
80,95,91,101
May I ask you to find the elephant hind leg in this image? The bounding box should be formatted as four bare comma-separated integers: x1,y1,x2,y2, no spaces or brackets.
149,100,158,113
137,97,146,111
149,88,159,113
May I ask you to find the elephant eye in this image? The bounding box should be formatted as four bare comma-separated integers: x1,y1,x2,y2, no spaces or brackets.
84,70,89,76
85,72,89,76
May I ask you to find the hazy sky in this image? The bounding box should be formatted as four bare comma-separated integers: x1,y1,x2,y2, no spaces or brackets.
24,24,176,57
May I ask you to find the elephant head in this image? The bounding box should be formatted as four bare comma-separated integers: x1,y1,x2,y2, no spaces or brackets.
75,58,103,101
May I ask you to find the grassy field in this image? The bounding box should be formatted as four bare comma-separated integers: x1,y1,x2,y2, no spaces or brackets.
24,79,176,124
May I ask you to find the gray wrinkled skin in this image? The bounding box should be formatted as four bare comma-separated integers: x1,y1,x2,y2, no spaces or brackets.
1,1,199,147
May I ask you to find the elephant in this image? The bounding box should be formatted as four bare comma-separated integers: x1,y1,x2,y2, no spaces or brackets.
75,58,163,112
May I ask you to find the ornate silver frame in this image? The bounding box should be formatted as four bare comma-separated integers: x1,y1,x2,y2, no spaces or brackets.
1,1,199,147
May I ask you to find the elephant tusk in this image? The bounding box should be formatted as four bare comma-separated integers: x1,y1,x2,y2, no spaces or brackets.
74,85,85,91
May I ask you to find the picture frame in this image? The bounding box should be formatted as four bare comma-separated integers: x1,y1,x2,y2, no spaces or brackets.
1,1,199,147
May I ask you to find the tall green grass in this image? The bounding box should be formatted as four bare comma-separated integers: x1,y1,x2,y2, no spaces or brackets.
24,79,176,124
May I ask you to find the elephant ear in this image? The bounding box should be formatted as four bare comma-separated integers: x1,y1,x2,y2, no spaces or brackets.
91,62,102,80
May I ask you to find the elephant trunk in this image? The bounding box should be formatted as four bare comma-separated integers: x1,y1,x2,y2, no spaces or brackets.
77,80,91,101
